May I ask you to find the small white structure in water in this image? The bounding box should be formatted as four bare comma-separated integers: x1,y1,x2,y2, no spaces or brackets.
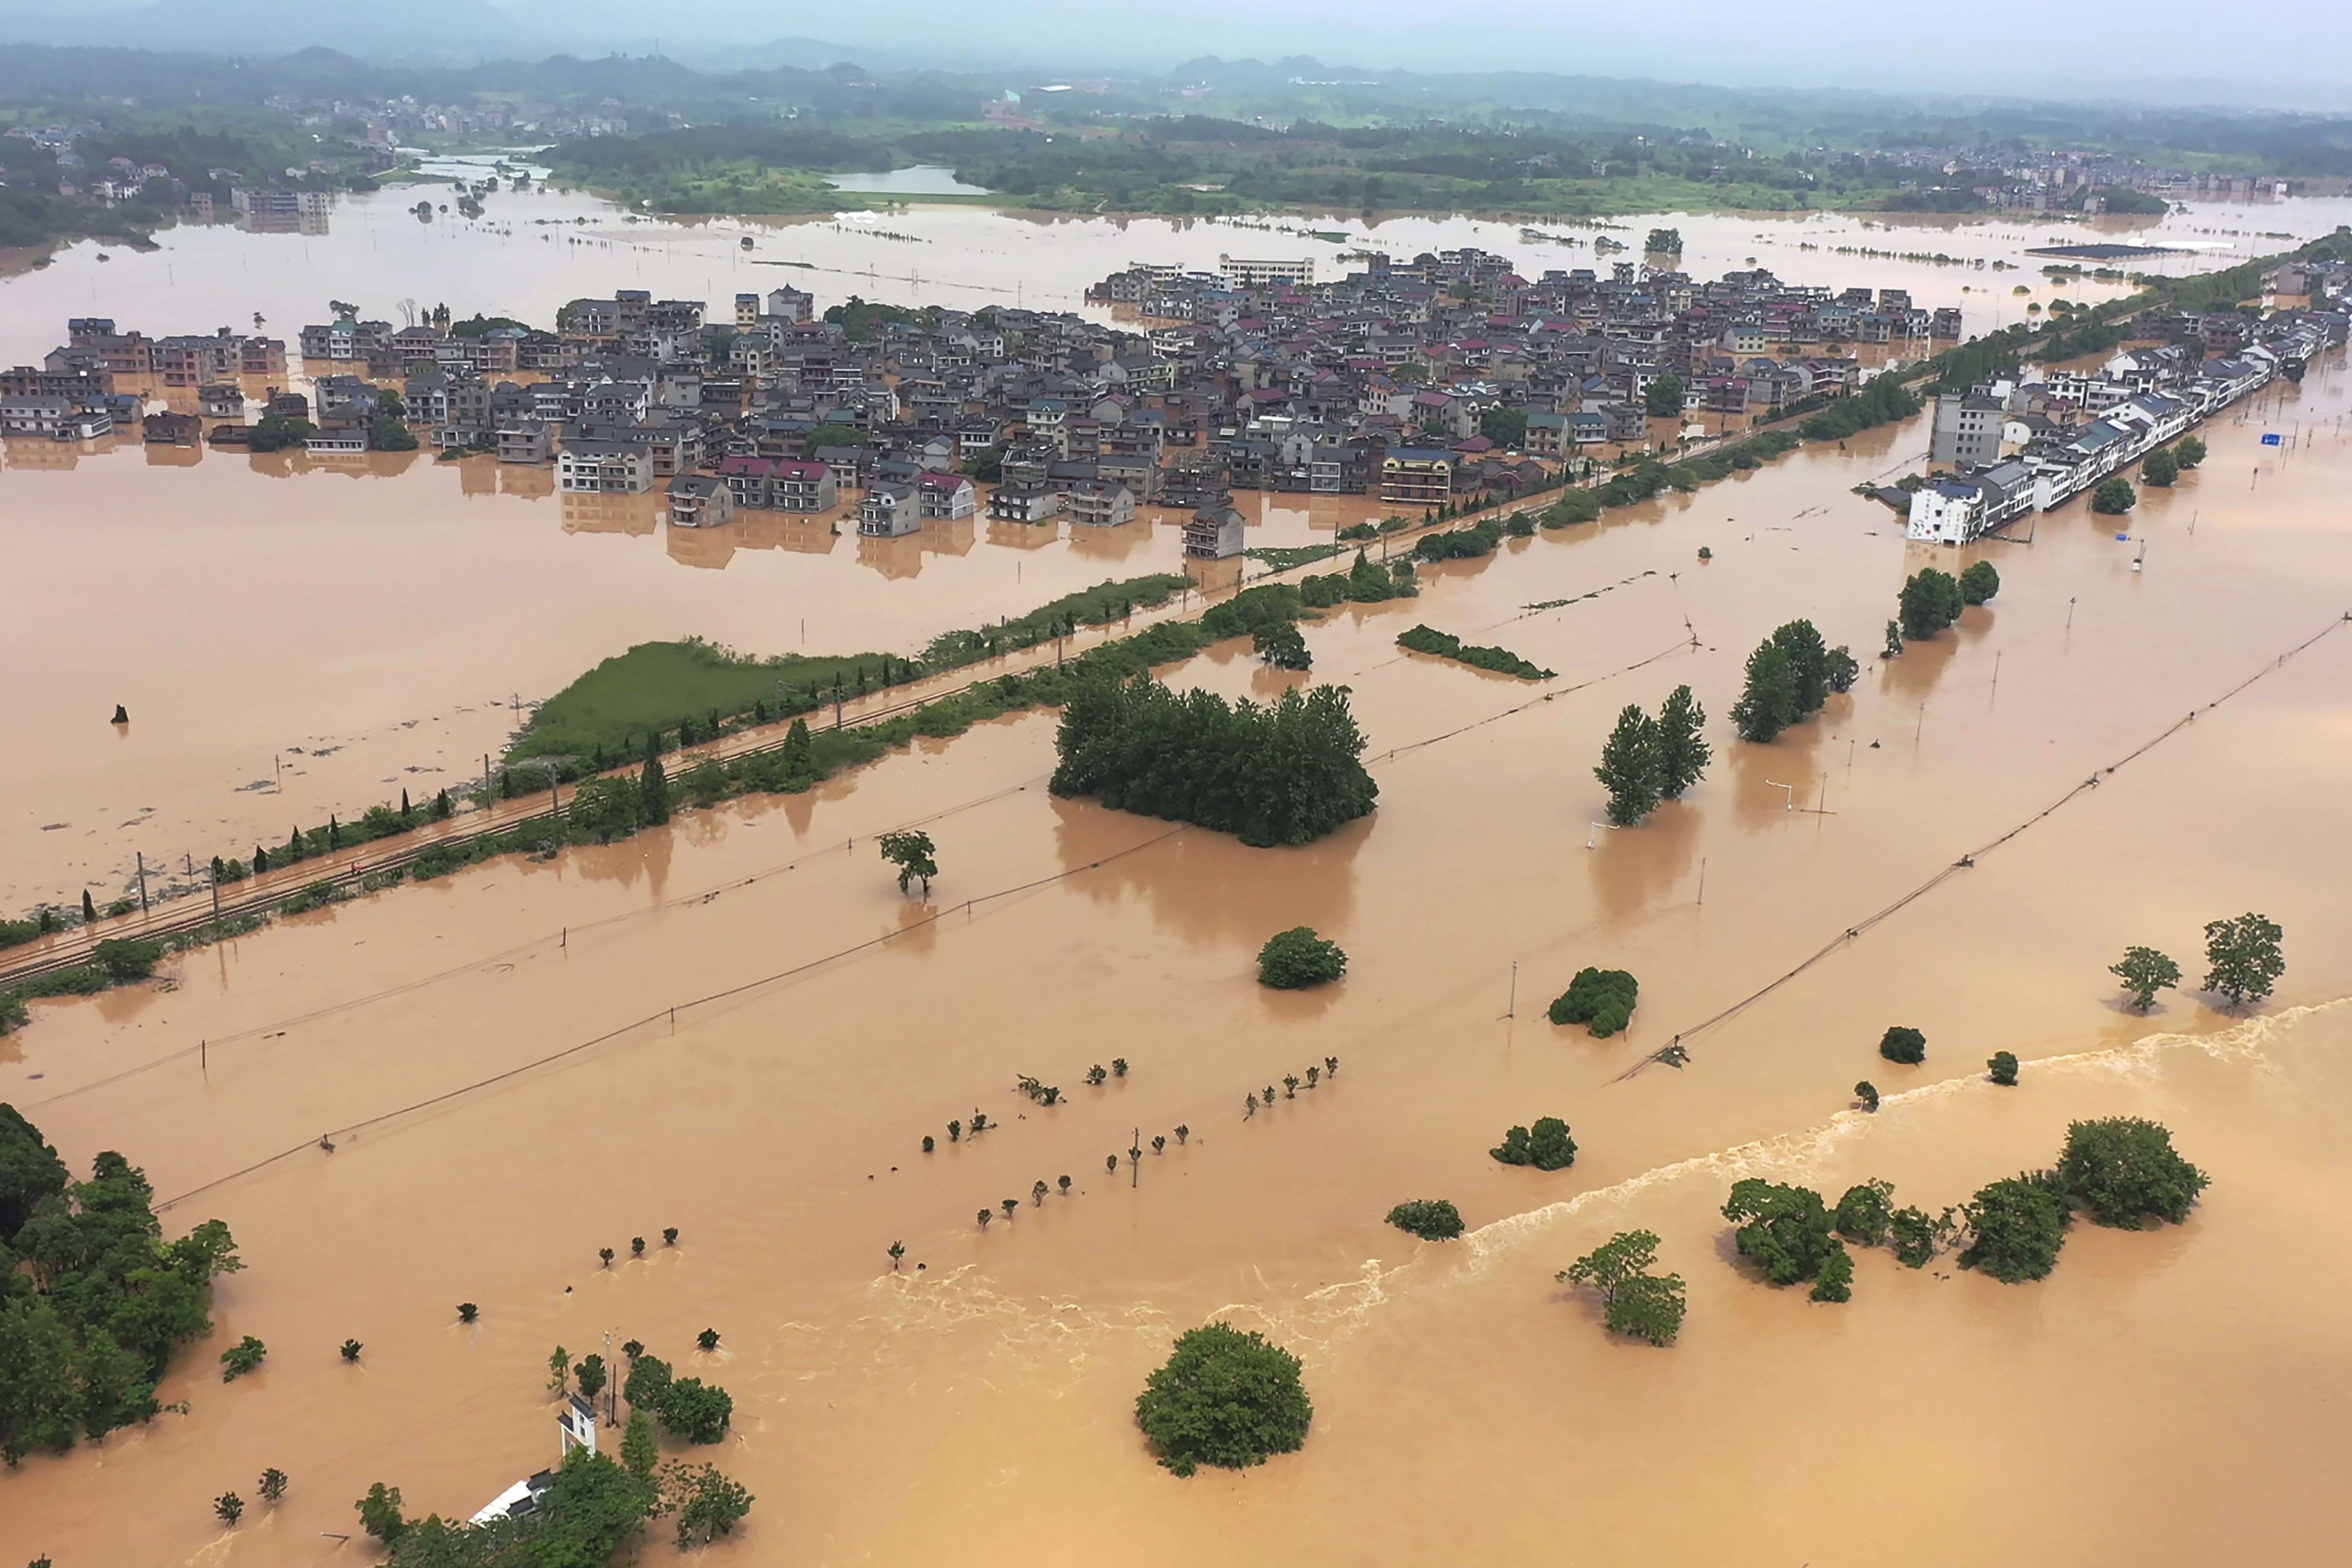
472,1394,600,1525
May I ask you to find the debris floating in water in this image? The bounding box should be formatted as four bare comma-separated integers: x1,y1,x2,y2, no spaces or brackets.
111,704,130,724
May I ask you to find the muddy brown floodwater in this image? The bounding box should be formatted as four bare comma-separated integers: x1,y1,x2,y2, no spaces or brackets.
8,189,2350,912
7,186,2352,1562
3,339,2349,1564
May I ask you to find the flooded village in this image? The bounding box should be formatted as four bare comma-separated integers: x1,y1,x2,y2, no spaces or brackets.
5,87,2352,1567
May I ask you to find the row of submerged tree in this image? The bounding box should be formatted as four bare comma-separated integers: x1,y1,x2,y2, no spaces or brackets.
1553,1116,2210,1348
1851,917,2286,1110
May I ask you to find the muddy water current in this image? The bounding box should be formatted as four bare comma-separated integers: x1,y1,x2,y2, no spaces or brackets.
3,198,2352,1565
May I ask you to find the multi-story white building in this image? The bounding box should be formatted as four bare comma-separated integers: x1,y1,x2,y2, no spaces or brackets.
557,439,653,494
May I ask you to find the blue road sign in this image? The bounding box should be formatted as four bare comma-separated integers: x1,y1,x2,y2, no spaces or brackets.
2261,432,2284,445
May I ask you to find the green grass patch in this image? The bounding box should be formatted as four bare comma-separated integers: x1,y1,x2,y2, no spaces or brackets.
515,639,897,762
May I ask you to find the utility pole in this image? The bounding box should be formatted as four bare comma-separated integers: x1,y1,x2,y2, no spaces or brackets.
1506,961,1518,1018
1696,857,1707,905
136,851,149,912
1130,1129,1141,1189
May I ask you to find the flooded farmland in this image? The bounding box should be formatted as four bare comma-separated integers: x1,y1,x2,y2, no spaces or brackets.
4,189,2351,1566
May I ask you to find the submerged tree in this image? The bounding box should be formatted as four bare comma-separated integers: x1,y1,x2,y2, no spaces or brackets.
1135,1323,1313,1477
1385,1199,1465,1241
2056,1117,2208,1228
1655,684,1711,799
1878,1026,1927,1065
2201,912,2284,1007
1809,1241,1855,1303
1548,967,1639,1037
1834,1179,1896,1247
1731,640,1800,742
1051,673,1376,848
1957,1174,2069,1283
1721,1179,1838,1287
877,830,939,896
1257,927,1348,989
2090,476,2137,515
1490,1117,1577,1171
1988,1051,2020,1087
1594,704,1664,825
1958,560,2001,604
1559,1229,1686,1346
1898,568,1966,640
2110,945,2182,1011
1252,621,1312,671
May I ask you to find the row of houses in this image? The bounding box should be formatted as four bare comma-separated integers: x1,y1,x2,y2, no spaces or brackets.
1909,307,2343,543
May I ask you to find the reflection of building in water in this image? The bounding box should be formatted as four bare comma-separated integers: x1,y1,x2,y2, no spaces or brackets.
2,436,87,471
851,515,976,581
666,524,735,571
561,491,661,535
986,516,1060,550
233,187,334,235
500,463,556,500
733,512,840,557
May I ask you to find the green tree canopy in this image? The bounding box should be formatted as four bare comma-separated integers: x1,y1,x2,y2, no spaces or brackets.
1834,1179,1896,1247
1134,1323,1313,1477
1730,639,1801,742
2175,435,2207,469
1479,406,1528,448
1491,1117,1577,1171
1809,1240,1855,1303
2141,445,2179,486
1655,684,1711,799
0,1124,240,1464
1721,1178,1838,1286
1252,621,1312,671
1385,1200,1465,1241
2056,1118,2208,1228
1958,560,2001,605
1957,1174,2069,1283
1559,1229,1686,1346
2090,476,2137,515
1643,374,1686,419
1594,704,1663,825
1053,674,1377,848
2201,912,2283,1007
2109,945,2181,1010
1898,568,1966,639
802,420,863,456
1878,1025,1927,1064
877,829,939,896
1548,967,1638,1037
1257,927,1347,989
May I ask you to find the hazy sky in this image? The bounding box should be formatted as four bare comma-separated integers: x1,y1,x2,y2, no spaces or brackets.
487,0,2352,102
4,0,2350,105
